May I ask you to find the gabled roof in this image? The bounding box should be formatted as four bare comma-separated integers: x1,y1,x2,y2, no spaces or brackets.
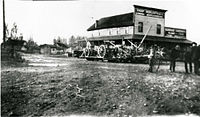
56,42,68,48
87,12,134,31
39,44,67,50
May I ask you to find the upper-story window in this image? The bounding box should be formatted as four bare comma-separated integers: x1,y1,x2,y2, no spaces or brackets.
138,22,143,33
157,24,161,34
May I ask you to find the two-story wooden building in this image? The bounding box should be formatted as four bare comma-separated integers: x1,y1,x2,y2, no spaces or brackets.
85,5,192,50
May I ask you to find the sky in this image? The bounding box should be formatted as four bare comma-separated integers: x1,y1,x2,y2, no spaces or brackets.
0,0,200,45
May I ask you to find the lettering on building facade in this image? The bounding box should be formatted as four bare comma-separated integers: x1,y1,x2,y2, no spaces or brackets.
164,27,186,39
135,7,165,18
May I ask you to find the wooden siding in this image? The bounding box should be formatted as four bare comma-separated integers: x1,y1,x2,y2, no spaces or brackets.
134,15,165,37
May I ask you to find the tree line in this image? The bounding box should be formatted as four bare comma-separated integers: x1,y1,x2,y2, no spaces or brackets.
2,23,86,53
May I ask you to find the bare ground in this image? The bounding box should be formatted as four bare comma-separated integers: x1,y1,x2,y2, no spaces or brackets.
1,54,200,117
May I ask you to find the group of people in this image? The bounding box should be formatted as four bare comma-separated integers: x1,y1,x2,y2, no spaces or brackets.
148,42,200,75
169,42,200,74
183,42,199,74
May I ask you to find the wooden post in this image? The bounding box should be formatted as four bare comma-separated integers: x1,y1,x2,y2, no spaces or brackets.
137,25,152,49
3,0,6,47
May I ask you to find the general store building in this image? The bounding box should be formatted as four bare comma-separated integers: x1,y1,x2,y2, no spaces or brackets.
85,5,192,50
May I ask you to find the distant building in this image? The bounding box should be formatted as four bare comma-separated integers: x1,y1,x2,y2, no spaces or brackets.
21,45,27,52
84,5,192,49
39,44,65,55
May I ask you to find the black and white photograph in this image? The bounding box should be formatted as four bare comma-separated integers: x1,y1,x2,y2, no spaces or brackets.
1,0,200,116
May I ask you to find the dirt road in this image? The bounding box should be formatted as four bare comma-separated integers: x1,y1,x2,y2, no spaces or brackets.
1,54,200,117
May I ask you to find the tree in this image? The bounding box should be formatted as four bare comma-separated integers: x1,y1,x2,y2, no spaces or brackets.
53,37,68,48
68,35,86,47
5,24,9,39
2,23,25,58
10,23,18,40
26,37,39,53
53,36,64,45
57,36,61,43
53,38,57,45
53,35,86,48
68,35,76,47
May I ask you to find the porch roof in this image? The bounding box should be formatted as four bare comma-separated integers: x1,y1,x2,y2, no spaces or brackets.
86,34,193,44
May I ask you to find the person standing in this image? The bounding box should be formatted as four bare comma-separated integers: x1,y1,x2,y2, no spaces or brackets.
198,45,200,74
191,42,199,74
148,45,156,72
169,45,180,72
184,46,192,73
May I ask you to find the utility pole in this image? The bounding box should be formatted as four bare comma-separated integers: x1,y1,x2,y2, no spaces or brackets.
3,0,6,47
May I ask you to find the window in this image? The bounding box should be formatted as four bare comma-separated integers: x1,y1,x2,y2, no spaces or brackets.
138,22,143,32
157,24,161,34
125,29,128,34
109,30,111,35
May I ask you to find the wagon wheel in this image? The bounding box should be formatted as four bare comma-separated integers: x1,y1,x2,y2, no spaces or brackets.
97,45,106,58
85,48,90,57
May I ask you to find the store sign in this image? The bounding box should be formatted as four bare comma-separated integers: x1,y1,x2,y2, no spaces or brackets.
135,7,165,18
165,27,186,39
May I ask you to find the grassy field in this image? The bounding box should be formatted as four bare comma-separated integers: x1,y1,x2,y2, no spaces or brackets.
1,54,200,117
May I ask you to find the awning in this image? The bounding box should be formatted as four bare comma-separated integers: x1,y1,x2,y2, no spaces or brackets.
133,35,193,44
87,34,193,44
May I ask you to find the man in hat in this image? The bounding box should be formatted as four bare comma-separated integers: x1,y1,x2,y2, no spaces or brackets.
191,42,198,74
169,45,180,72
148,44,156,72
191,42,200,74
184,46,192,73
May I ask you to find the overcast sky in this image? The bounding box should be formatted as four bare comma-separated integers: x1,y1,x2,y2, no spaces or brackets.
0,0,200,44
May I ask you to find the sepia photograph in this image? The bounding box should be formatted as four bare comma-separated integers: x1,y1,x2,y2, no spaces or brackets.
1,0,200,116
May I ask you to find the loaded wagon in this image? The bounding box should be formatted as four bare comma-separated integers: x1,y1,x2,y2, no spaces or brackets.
78,27,166,67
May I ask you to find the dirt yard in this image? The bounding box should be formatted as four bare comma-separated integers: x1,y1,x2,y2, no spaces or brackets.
1,54,200,117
